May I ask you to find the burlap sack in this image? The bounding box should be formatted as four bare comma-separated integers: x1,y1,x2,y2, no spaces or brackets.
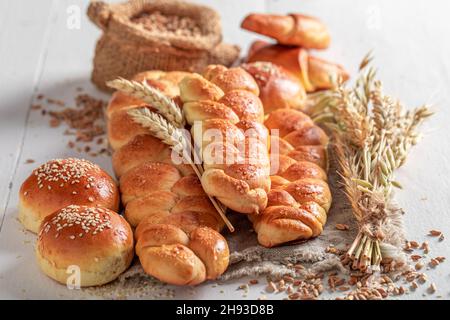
88,0,240,91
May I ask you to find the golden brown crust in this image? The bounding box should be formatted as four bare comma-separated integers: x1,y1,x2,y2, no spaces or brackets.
106,91,143,119
219,89,264,122
180,69,271,214
36,205,133,287
134,222,228,285
183,100,240,124
189,227,229,280
284,125,329,147
18,158,119,233
241,13,330,49
287,146,328,170
112,134,167,176
124,191,177,228
106,70,188,118
289,13,331,49
265,108,313,137
158,211,222,234
106,70,230,286
241,62,307,113
178,73,224,102
135,224,189,256
106,71,189,150
307,56,349,90
283,178,331,211
201,168,268,214
118,156,229,286
246,42,349,93
139,244,206,286
203,65,260,95
171,175,208,196
251,107,332,247
112,134,193,178
279,160,327,182
119,162,181,205
107,104,152,150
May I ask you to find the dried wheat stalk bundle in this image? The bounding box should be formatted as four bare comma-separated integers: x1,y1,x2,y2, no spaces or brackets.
312,54,433,272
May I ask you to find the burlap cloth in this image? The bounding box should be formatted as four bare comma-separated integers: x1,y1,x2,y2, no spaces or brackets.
86,145,408,298
218,149,406,280
217,153,358,280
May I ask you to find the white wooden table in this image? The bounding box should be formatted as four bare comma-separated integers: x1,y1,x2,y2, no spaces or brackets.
1,0,449,300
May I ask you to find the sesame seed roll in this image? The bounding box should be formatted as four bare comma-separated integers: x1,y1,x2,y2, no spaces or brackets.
36,205,133,287
19,158,119,233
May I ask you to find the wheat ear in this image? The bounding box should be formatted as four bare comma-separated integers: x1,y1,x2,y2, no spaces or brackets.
107,78,185,128
127,107,234,232
312,53,432,272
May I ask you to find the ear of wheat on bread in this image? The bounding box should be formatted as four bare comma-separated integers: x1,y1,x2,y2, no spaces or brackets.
107,78,233,232
106,73,231,285
107,78,185,127
180,66,272,215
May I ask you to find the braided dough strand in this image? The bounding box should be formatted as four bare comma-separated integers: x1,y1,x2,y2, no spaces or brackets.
107,71,229,285
180,65,271,215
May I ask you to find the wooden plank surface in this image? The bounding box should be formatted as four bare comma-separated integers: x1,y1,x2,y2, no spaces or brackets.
0,0,449,299
0,0,56,232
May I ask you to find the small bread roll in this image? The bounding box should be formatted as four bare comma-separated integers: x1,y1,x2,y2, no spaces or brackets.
19,158,119,233
36,205,134,287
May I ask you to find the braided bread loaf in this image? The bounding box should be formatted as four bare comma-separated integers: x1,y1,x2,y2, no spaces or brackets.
242,62,332,247
107,71,190,150
253,109,331,247
179,65,271,214
107,71,229,285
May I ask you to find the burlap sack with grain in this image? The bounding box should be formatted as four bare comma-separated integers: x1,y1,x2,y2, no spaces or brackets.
87,0,240,91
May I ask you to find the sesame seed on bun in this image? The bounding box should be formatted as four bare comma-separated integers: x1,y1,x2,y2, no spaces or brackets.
19,158,119,233
36,205,134,287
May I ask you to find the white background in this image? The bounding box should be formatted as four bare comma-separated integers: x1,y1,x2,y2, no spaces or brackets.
0,0,449,299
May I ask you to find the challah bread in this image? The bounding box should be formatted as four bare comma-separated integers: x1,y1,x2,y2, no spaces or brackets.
180,65,271,214
135,224,228,285
242,61,332,247
106,70,189,150
106,70,189,118
19,158,119,233
36,205,133,287
107,71,230,285
252,108,331,247
112,134,193,178
121,156,229,285
241,13,330,49
246,42,349,93
120,160,223,230
240,61,307,113
108,104,155,150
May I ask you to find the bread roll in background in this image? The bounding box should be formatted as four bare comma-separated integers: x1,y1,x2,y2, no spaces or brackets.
241,61,307,113
19,158,119,233
36,205,133,287
246,42,349,93
241,13,330,49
